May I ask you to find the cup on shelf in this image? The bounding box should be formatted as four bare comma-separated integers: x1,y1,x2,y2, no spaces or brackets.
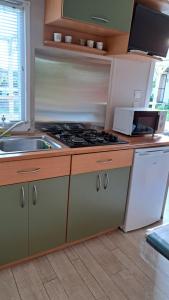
79,39,86,46
65,35,73,43
87,40,94,48
96,41,104,50
53,33,62,42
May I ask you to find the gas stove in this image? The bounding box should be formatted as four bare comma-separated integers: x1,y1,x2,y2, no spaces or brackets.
38,123,128,148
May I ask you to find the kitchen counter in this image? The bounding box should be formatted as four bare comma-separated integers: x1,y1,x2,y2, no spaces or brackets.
0,132,169,162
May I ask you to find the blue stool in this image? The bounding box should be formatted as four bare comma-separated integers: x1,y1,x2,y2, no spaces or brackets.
146,224,169,260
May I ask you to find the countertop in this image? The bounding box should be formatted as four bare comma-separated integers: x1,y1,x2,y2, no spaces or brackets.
0,132,169,162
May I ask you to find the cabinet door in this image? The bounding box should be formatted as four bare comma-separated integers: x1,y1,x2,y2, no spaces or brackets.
0,184,28,265
102,167,130,229
63,0,133,32
29,177,69,255
67,168,130,242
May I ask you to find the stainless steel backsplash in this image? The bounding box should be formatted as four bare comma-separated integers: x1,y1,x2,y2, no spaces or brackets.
35,57,110,126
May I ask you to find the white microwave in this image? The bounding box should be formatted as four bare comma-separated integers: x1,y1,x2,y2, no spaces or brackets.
113,107,167,136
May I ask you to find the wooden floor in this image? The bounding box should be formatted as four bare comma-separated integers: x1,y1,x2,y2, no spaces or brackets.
1,196,169,300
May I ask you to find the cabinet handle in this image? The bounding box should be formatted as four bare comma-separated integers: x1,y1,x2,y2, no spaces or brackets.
91,16,109,23
17,168,40,174
20,186,25,208
103,173,109,190
96,174,101,192
96,159,113,164
33,185,38,206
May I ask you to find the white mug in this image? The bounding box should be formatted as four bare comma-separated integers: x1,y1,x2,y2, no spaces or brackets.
96,41,104,50
65,35,72,43
53,33,62,42
87,40,94,48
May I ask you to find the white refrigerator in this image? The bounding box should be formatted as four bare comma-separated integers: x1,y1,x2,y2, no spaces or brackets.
123,147,169,232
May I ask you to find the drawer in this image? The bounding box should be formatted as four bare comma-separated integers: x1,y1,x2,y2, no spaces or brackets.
71,149,133,175
0,156,71,186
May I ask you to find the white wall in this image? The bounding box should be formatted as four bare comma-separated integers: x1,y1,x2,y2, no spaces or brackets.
106,58,152,129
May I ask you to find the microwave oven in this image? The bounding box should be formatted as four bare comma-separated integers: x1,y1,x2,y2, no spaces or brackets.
113,107,167,136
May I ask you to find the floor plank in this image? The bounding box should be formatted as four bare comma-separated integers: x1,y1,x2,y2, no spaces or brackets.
64,246,79,262
0,269,21,300
112,269,148,300
44,277,68,300
70,258,105,299
98,234,117,251
73,242,127,300
33,256,56,284
112,247,155,290
12,262,49,300
85,237,124,276
47,250,95,300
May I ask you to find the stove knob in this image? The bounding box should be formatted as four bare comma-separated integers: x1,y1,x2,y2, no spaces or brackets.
111,135,118,142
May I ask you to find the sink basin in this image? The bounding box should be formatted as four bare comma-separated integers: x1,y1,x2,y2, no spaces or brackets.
0,135,62,154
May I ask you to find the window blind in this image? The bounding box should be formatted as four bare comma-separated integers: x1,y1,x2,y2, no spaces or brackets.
0,2,25,122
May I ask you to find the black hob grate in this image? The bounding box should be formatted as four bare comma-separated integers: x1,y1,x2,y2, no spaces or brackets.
39,123,128,148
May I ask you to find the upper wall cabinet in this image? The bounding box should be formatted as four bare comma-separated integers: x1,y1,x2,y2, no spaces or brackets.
44,0,134,56
62,0,133,33
45,0,133,34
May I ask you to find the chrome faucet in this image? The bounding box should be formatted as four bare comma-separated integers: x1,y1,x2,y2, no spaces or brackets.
0,118,27,138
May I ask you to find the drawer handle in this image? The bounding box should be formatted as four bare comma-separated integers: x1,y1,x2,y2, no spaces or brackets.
33,184,38,206
96,174,101,192
96,159,113,164
17,168,40,174
20,186,25,208
91,16,109,23
103,173,109,190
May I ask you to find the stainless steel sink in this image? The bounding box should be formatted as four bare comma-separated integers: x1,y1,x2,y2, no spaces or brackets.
0,135,62,154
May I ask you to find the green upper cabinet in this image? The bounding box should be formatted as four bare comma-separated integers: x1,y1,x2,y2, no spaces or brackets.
0,184,28,265
67,167,130,242
63,0,134,32
29,177,69,255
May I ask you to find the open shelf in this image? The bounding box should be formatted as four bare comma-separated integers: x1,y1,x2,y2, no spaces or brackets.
44,40,107,56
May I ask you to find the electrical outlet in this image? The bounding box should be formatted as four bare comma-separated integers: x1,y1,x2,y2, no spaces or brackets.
133,101,140,107
134,90,143,99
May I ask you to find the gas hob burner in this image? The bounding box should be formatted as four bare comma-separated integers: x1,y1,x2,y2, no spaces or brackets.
41,124,64,134
56,132,72,139
63,123,85,132
71,136,88,145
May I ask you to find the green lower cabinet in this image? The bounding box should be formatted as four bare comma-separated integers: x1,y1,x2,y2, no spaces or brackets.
0,176,69,266
67,167,130,242
63,0,133,32
0,183,28,265
29,176,69,255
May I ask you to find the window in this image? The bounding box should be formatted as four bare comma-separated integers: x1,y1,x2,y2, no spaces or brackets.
0,1,28,123
149,51,169,131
